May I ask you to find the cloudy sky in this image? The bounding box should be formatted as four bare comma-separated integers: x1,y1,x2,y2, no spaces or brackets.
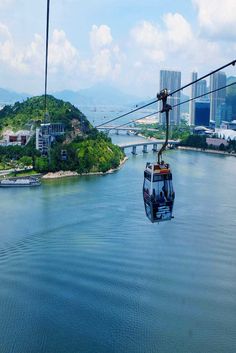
0,0,236,97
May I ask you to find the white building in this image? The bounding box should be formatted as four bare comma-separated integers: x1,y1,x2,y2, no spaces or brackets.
214,128,236,140
0,130,32,146
36,123,65,155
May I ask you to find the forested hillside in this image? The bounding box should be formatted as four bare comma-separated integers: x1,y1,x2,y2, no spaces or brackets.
0,95,91,133
0,96,125,174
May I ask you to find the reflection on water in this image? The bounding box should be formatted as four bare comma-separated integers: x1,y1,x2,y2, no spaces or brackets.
0,148,236,353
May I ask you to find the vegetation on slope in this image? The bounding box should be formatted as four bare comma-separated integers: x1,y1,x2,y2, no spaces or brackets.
0,95,91,133
0,96,125,174
34,131,124,173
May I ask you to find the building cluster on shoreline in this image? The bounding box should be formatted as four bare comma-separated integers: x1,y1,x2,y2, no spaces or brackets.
159,69,236,132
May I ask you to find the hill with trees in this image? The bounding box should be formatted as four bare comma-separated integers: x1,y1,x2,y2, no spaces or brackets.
0,95,91,133
0,95,125,174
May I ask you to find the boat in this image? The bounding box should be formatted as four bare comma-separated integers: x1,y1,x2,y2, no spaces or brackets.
0,177,41,187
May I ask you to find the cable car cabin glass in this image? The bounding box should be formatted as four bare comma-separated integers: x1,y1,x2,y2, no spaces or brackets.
143,162,175,223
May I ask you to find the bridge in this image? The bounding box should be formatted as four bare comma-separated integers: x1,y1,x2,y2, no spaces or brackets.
117,139,179,154
97,125,158,134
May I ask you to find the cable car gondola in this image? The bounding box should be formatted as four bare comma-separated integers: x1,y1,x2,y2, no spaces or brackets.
143,89,175,223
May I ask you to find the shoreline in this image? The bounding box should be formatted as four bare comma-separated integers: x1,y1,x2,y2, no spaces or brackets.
138,133,236,157
177,146,236,157
42,156,128,179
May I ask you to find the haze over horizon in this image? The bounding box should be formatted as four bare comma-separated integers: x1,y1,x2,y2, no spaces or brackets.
0,0,236,97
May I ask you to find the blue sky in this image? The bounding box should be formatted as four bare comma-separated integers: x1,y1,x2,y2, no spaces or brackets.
0,0,236,97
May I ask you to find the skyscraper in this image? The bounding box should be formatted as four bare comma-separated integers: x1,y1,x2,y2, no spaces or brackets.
195,102,210,127
190,72,197,125
197,80,208,98
210,71,226,126
190,72,208,125
159,70,181,125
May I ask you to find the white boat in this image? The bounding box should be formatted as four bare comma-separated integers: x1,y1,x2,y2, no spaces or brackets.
0,177,41,187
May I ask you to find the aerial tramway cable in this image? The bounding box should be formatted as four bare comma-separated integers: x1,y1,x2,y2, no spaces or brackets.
44,0,50,120
113,81,236,129
96,60,236,128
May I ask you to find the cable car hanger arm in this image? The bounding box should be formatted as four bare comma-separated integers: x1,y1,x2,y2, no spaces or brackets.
156,89,172,164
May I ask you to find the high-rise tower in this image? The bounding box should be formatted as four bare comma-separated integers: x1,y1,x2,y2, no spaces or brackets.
190,72,208,125
210,71,226,126
190,72,197,125
159,70,181,125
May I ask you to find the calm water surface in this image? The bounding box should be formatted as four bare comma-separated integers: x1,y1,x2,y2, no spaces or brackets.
0,139,236,353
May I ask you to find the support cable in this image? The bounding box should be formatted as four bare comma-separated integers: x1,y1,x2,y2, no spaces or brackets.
109,81,236,129
95,60,236,128
157,89,172,163
44,0,50,120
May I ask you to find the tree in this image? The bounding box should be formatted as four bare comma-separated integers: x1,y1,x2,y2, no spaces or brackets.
34,157,49,173
19,156,33,167
219,143,226,151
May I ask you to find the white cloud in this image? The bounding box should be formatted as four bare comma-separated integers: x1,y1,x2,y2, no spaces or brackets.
0,22,28,72
193,0,236,39
92,48,112,77
130,21,165,62
163,13,193,50
0,23,11,40
0,26,80,76
127,12,235,95
1,6,234,97
22,34,44,73
49,29,79,73
0,22,124,90
90,24,113,51
131,13,194,64
81,24,124,80
0,0,13,8
131,21,161,47
129,13,228,71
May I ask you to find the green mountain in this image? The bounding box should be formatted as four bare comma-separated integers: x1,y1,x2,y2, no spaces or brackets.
0,95,91,133
0,95,125,174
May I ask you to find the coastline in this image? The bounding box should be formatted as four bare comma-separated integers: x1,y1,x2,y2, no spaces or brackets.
138,133,236,157
178,146,236,157
42,156,128,179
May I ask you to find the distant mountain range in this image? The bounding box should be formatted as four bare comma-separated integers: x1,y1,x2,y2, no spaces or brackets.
0,88,29,104
52,83,142,107
0,84,143,108
0,84,192,114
